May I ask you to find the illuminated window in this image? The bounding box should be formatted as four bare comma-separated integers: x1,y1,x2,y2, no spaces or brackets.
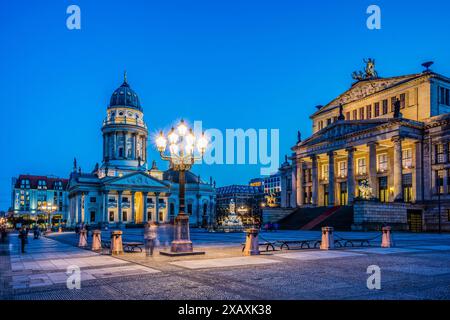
366,105,372,119
436,144,445,164
374,102,380,117
339,161,347,178
378,154,388,172
402,149,412,168
382,99,388,114
436,170,445,194
321,164,328,180
357,158,366,175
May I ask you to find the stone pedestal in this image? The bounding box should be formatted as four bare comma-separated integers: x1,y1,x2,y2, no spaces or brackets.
78,229,87,248
170,214,193,253
243,228,260,256
110,230,123,255
381,226,392,248
320,227,334,250
92,230,102,251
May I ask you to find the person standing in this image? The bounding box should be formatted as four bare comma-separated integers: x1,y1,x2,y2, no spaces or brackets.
144,222,158,256
18,226,28,253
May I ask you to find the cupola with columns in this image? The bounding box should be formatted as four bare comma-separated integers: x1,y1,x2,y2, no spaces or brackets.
99,72,148,177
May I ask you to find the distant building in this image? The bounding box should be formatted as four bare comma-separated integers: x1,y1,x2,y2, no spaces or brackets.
249,172,282,207
215,185,264,225
11,175,69,223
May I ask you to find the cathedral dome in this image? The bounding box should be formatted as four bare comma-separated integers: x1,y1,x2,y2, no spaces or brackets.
109,72,142,111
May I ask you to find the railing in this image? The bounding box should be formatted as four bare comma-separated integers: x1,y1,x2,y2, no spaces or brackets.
103,117,147,128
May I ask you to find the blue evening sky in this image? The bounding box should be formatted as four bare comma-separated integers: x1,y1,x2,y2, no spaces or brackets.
1,0,450,210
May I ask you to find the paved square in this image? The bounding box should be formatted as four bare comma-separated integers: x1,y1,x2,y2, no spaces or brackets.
170,256,281,269
276,250,363,260
2,230,450,299
347,247,426,255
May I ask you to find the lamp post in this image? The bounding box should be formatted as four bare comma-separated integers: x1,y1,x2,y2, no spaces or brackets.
39,202,58,232
156,119,208,253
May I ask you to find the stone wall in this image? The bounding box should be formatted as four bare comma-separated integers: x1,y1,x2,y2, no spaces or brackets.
423,203,450,232
353,200,417,231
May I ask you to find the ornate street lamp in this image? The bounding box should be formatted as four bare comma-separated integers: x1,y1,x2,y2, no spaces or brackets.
155,119,208,253
39,202,58,232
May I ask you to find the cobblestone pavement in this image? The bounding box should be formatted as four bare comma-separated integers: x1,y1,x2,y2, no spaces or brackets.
1,229,450,300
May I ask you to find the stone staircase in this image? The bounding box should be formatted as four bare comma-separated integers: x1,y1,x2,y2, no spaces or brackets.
277,206,354,231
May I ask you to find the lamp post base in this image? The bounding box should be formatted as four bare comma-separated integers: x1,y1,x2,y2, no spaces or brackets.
165,213,205,255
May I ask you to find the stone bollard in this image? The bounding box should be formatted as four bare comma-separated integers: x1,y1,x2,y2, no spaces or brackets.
320,227,334,250
92,230,102,251
243,228,260,256
381,226,392,248
78,229,87,248
110,230,123,255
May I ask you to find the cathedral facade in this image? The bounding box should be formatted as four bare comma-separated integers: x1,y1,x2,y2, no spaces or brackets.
280,61,450,232
67,74,216,228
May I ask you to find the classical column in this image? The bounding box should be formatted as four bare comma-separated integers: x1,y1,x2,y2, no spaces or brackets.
414,140,423,202
77,192,82,224
327,151,335,206
103,190,109,223
131,191,135,223
196,194,201,227
367,142,378,199
123,132,127,159
346,147,356,203
155,192,160,222
311,155,318,206
143,137,147,163
132,133,137,160
392,136,403,201
113,132,118,159
296,159,304,206
143,192,148,223
291,161,297,207
117,191,123,223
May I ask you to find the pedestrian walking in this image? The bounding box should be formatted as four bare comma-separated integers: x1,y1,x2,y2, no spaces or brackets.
144,222,158,256
18,226,28,253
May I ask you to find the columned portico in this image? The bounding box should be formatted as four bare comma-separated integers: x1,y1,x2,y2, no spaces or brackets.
131,191,136,222
311,155,318,206
155,192,160,222
297,160,304,206
143,192,148,222
392,136,403,201
346,147,355,203
327,151,335,206
367,142,378,199
117,190,123,223
103,190,109,223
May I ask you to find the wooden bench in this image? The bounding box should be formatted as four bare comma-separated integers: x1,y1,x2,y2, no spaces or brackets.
123,242,144,253
241,242,276,252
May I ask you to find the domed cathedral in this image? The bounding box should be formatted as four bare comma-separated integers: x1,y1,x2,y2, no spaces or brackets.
99,72,148,176
67,73,216,228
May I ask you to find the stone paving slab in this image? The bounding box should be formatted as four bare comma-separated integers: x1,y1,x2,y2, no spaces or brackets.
276,250,363,261
411,245,450,251
347,247,426,255
170,256,281,269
